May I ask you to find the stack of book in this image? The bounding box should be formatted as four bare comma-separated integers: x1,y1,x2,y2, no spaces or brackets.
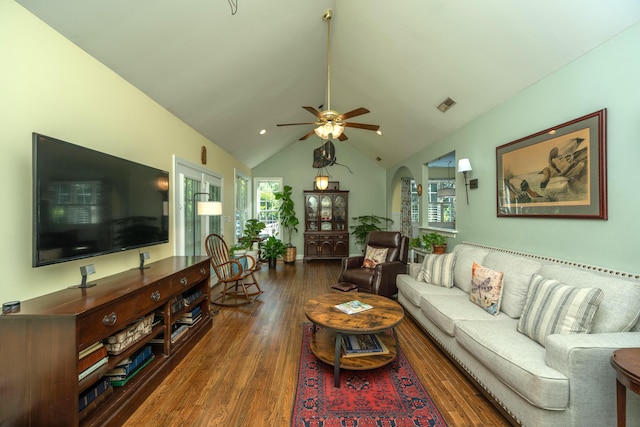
78,377,113,418
176,306,202,326
105,346,155,386
341,334,389,358
78,342,108,381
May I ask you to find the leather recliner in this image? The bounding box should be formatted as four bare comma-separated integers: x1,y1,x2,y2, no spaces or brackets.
338,231,409,298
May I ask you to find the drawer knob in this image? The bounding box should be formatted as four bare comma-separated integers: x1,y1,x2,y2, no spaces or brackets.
180,277,188,286
102,312,117,326
151,290,161,301
200,267,206,275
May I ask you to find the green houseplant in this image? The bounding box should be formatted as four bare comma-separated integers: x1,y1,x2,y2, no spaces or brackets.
239,219,266,250
261,235,287,269
349,214,394,249
423,231,447,254
274,185,299,263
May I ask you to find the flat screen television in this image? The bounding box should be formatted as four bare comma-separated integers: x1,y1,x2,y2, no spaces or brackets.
32,133,169,267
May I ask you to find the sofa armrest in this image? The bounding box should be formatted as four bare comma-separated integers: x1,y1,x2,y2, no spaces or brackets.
545,332,640,377
407,262,421,278
371,261,407,297
339,256,365,282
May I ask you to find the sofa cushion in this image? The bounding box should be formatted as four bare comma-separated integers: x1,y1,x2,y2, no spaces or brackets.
420,295,506,337
517,275,604,346
416,253,457,288
539,264,640,333
469,262,504,315
452,245,491,292
397,274,466,307
456,319,569,410
482,251,541,319
362,245,388,268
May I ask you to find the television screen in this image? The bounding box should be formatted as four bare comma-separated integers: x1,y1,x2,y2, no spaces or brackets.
32,133,169,267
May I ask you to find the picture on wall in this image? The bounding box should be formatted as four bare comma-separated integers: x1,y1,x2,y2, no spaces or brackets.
496,109,607,219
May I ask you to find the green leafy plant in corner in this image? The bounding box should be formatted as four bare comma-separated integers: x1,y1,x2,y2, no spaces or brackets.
274,185,299,247
349,214,394,248
239,219,266,249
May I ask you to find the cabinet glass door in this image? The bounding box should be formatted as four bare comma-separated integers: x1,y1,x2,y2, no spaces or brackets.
333,195,346,231
320,195,333,231
306,195,318,231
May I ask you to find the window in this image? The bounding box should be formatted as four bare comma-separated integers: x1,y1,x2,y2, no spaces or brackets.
235,172,250,242
427,152,456,230
254,178,282,238
427,180,456,227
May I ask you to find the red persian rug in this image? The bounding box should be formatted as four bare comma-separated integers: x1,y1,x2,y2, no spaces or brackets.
292,324,448,427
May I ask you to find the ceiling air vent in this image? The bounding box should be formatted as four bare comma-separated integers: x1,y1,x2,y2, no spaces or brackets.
437,97,457,113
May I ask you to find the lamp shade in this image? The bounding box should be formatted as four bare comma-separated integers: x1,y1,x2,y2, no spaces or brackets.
458,158,472,173
437,187,456,198
314,122,344,140
197,201,222,216
315,175,329,191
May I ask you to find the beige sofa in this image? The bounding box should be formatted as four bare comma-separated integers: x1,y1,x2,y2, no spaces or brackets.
397,242,640,426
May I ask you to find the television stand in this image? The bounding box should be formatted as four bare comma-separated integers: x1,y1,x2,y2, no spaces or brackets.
0,256,212,427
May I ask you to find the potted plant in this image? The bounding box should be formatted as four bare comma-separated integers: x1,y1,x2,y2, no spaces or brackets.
261,235,287,269
239,219,266,259
349,214,394,250
423,232,447,254
274,185,299,264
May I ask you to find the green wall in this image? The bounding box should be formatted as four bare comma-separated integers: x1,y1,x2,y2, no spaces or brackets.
0,2,250,302
388,23,640,274
253,138,388,255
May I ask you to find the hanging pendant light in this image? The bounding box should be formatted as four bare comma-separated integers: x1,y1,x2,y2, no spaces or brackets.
437,160,456,198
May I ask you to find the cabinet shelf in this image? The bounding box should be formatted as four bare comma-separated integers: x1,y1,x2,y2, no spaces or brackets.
0,256,212,427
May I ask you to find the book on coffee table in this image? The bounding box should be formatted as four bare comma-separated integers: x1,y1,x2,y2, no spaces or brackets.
342,334,389,357
335,300,373,315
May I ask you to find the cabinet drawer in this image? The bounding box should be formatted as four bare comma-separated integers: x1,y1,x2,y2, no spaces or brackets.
170,265,209,292
78,298,136,349
135,281,172,314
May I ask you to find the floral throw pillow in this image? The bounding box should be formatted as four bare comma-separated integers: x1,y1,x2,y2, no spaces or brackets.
469,262,504,315
362,246,388,269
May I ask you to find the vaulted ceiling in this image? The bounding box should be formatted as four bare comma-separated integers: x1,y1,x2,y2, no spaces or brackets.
16,0,640,169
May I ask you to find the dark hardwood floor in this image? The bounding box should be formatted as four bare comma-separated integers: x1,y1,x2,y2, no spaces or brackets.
123,260,510,426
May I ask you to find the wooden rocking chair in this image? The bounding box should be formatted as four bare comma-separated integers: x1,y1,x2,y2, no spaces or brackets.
205,233,263,306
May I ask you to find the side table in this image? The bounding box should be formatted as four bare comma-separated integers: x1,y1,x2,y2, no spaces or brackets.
611,348,640,427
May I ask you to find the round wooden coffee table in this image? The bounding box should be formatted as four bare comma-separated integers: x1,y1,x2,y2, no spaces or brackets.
304,292,404,387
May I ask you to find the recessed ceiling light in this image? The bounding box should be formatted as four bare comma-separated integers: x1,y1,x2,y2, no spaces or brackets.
259,129,267,135
376,130,383,136
548,130,556,135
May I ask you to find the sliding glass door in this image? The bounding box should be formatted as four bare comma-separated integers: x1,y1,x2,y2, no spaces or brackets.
174,158,222,256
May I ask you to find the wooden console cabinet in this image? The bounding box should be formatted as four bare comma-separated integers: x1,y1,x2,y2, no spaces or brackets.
303,190,349,261
0,256,212,427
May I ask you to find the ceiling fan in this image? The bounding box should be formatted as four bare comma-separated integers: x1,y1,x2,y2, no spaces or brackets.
277,9,380,142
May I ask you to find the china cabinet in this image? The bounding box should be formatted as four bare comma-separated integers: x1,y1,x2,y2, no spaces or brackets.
303,190,349,260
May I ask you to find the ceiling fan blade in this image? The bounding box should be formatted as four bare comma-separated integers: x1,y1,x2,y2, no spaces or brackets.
344,122,380,131
337,107,370,121
337,133,349,142
276,122,317,127
302,106,324,119
299,130,317,141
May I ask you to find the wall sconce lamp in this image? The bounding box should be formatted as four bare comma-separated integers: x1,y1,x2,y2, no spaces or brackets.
457,158,475,205
193,192,222,256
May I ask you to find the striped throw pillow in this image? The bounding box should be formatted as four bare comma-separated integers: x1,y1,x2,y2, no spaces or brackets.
517,274,604,346
416,253,457,288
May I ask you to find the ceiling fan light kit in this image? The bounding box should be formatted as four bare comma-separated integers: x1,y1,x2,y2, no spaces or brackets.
276,9,380,141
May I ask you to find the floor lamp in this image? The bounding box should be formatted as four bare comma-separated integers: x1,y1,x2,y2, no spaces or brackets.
193,192,222,256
